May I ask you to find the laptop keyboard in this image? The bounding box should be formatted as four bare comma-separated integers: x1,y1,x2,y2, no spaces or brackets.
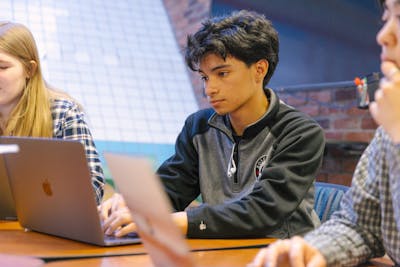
104,231,140,245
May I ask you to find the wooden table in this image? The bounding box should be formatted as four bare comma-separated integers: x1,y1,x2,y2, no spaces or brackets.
42,249,400,267
2,221,394,267
0,220,273,266
45,248,262,266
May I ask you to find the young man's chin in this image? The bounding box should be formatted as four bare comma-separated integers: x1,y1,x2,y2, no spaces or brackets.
213,109,228,116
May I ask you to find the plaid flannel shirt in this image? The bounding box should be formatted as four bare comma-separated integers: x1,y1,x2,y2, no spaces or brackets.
51,98,104,204
305,127,400,266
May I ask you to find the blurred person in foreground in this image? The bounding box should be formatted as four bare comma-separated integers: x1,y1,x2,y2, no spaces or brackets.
249,0,400,266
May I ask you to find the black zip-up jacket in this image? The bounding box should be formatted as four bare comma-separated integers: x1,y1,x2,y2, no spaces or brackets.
157,88,325,238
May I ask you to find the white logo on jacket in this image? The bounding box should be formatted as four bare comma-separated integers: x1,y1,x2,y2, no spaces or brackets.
254,155,268,180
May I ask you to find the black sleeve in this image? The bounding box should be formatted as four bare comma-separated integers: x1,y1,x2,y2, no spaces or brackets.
157,112,207,210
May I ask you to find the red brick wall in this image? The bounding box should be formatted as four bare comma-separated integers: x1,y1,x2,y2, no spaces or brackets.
278,87,377,143
162,2,377,186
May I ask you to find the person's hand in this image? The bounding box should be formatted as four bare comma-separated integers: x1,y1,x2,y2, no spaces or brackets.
248,236,327,267
98,193,136,237
98,193,125,221
370,61,400,143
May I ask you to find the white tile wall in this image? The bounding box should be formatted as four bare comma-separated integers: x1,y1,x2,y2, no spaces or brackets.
2,0,198,144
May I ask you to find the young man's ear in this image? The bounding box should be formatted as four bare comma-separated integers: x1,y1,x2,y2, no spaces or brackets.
254,59,269,84
27,60,38,78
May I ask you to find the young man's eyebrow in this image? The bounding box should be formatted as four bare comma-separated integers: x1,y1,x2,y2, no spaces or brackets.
198,64,231,73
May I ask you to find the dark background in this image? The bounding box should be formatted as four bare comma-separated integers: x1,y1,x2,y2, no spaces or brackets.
212,0,382,88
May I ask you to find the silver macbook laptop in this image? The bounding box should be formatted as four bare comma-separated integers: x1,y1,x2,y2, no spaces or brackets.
104,152,195,267
0,136,140,246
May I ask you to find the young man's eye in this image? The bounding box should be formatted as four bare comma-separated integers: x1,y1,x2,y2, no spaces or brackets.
200,76,208,81
218,71,228,77
0,66,8,70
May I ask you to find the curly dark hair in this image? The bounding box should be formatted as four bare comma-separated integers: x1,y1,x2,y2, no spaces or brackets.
185,10,279,87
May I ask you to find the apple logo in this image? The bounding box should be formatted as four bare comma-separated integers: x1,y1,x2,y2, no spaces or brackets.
42,179,53,197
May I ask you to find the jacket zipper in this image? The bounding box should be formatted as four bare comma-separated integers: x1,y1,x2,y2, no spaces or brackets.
233,142,239,184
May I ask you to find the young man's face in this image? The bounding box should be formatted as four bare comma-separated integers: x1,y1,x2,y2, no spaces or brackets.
198,53,266,116
377,0,400,67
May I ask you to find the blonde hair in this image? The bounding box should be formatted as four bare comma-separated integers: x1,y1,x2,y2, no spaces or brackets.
0,21,53,137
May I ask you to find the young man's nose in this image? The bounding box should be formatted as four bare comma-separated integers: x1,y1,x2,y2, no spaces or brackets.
204,81,218,96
